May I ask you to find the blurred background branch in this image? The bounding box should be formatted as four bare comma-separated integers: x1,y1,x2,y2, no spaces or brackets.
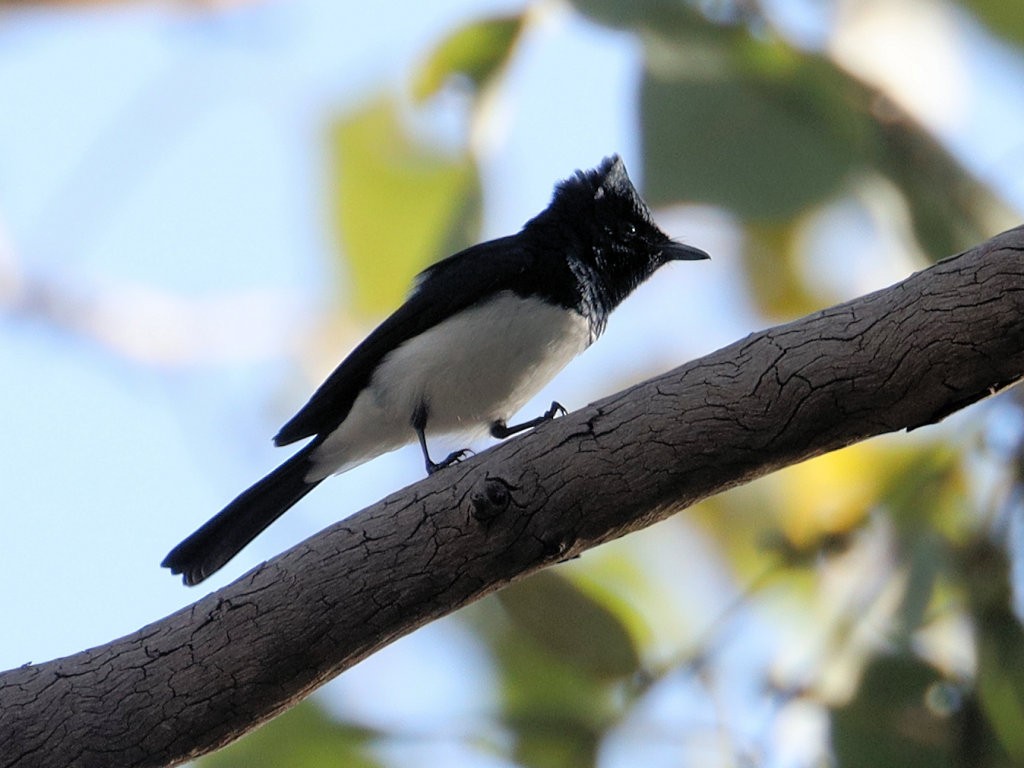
0,255,302,365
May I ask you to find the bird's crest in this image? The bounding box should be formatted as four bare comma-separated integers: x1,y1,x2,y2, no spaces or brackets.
542,155,654,229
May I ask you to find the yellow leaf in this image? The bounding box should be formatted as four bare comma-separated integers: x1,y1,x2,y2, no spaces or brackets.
327,96,480,316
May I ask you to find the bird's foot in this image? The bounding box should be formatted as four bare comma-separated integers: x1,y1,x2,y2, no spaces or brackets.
490,401,568,439
544,401,568,420
426,448,472,475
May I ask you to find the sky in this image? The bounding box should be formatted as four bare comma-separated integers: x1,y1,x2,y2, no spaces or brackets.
2,0,1023,765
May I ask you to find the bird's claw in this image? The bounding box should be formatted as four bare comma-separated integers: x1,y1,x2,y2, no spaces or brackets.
427,448,473,475
545,401,568,420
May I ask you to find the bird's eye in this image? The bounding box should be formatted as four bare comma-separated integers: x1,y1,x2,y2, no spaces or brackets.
623,223,637,238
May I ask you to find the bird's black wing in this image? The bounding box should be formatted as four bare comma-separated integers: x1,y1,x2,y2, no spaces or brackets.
273,235,536,446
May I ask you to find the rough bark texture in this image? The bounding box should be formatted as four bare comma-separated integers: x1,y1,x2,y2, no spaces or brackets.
2,226,1023,768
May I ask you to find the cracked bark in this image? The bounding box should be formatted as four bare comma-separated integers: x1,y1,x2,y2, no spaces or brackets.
2,226,1023,768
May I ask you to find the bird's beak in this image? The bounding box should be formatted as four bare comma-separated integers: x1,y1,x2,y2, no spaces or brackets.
661,241,711,261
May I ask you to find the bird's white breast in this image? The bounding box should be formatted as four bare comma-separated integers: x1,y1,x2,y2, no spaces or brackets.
308,291,592,480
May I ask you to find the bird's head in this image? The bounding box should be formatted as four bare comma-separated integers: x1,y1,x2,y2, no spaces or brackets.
535,156,709,302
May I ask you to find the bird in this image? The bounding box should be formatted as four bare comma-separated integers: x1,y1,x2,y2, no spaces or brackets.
162,155,709,585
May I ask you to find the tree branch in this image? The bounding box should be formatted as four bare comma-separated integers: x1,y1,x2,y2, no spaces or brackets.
3,226,1023,768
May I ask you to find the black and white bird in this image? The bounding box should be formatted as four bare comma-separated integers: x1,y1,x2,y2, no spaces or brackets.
162,155,709,585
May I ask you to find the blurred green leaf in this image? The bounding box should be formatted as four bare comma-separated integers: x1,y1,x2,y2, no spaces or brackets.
498,570,641,679
569,0,703,32
976,607,1024,760
199,699,382,768
412,14,525,102
557,549,660,661
641,73,854,218
632,13,1014,256
881,445,967,540
511,717,600,768
741,219,821,317
963,541,1024,762
896,532,943,640
466,592,616,768
640,36,867,219
950,692,1016,768
960,0,1024,49
328,96,481,316
832,655,957,767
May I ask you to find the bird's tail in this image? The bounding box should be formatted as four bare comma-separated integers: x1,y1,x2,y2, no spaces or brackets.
162,446,322,586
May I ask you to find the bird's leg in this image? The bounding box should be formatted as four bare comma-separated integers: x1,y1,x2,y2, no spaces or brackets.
412,402,471,475
490,401,567,439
